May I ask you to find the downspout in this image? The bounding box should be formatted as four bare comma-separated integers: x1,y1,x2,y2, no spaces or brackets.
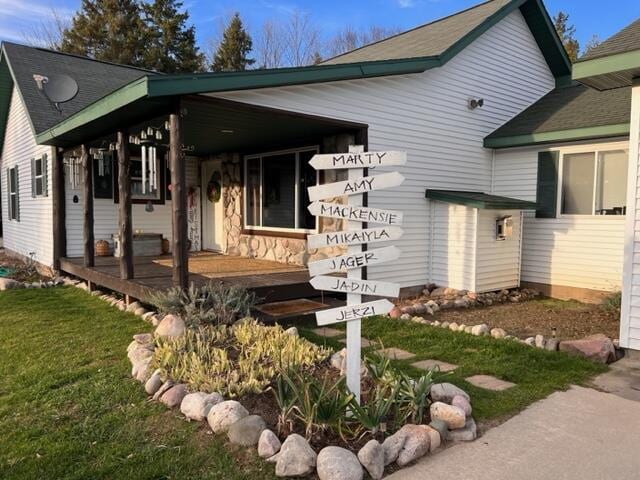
490,148,496,193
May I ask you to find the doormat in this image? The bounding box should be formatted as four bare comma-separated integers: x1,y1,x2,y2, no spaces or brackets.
153,255,305,279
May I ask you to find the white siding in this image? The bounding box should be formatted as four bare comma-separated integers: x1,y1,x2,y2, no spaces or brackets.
65,157,199,257
621,82,640,350
212,10,555,288
0,87,53,266
429,201,476,291
476,209,522,292
493,140,627,292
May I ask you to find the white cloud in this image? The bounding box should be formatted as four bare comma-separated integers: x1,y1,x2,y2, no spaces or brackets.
0,0,73,19
397,0,416,7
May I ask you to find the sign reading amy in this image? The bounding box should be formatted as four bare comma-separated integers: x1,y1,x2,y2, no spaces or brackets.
308,171,404,202
311,276,400,297
308,245,401,276
309,151,407,170
308,202,403,226
316,299,395,326
308,226,403,250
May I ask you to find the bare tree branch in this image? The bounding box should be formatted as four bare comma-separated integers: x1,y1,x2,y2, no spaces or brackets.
254,20,286,69
283,10,321,67
22,8,69,50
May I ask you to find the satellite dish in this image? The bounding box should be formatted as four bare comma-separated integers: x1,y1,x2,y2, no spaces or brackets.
42,74,79,104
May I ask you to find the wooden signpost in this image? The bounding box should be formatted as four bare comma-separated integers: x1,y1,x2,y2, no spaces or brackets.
308,245,401,276
307,171,404,202
308,226,403,250
307,147,405,404
308,201,403,225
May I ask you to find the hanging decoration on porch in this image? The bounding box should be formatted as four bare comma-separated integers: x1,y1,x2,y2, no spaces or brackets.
90,142,116,177
64,154,82,189
207,171,222,203
307,146,407,404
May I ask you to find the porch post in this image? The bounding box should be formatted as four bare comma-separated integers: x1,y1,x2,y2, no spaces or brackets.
81,144,95,268
169,102,189,289
117,131,134,279
52,147,66,271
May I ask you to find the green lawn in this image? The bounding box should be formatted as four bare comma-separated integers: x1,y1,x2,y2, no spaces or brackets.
294,316,608,422
0,287,608,479
0,287,275,480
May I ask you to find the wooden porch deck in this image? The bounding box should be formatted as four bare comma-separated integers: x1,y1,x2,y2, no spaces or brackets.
59,253,316,304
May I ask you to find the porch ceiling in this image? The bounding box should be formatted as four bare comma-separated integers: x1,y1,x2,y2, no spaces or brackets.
47,95,364,154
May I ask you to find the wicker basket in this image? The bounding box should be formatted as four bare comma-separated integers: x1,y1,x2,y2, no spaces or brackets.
96,240,111,257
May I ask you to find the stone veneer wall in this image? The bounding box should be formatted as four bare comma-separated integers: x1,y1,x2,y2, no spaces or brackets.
221,134,355,266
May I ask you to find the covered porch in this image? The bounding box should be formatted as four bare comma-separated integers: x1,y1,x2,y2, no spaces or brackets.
43,84,366,302
59,253,315,304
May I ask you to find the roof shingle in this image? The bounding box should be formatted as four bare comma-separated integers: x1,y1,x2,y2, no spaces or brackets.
1,42,154,134
486,83,631,140
578,18,640,62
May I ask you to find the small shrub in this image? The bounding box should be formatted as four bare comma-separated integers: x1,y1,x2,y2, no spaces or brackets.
152,320,330,397
602,291,622,311
149,281,257,327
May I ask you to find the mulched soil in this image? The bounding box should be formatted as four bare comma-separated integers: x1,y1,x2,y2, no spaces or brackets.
435,298,620,340
0,250,47,283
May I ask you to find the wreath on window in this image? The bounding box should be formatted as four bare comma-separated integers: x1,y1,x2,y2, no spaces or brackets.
207,171,222,203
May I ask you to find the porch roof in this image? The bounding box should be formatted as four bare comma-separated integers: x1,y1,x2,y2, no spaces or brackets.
573,18,640,91
425,189,537,210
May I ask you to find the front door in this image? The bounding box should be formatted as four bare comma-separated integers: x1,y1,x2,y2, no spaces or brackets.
201,159,224,252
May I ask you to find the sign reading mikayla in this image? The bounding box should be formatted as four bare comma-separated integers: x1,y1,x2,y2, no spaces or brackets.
308,226,403,249
308,245,401,276
307,171,404,202
309,151,407,170
310,276,400,297
308,201,403,226
316,299,395,326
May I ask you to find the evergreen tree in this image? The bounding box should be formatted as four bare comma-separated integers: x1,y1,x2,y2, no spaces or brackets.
553,11,580,62
61,0,146,67
141,0,205,73
211,13,255,72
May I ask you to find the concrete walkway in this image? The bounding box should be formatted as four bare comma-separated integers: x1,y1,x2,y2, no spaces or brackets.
389,385,640,480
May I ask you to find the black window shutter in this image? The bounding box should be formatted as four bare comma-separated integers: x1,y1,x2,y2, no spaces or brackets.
31,158,35,197
43,153,49,196
6,168,10,220
536,151,559,218
14,165,19,221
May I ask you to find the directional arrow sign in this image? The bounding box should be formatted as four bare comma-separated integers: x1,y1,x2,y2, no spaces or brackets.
311,275,400,297
316,299,394,326
307,172,404,201
308,201,403,226
308,226,403,250
310,151,407,170
308,245,401,276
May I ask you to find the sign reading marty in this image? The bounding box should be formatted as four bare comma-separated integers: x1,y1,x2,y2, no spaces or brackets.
307,147,406,403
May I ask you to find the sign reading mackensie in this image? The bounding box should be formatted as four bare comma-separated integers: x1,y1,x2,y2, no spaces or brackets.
316,299,395,326
307,226,403,249
308,245,401,276
308,201,403,225
309,151,407,170
307,171,404,201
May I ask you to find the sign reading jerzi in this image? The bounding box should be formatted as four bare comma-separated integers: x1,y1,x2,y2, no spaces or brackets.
307,147,405,404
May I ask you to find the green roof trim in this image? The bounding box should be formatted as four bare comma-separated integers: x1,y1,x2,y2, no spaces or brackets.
572,49,640,90
484,122,630,148
36,57,438,145
36,77,148,144
425,189,537,210
0,49,13,155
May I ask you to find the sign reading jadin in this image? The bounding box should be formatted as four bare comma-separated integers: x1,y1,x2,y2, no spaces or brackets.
307,146,405,404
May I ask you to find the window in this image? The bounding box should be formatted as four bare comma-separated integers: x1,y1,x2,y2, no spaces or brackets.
244,147,318,232
30,154,48,197
7,166,19,221
560,149,628,215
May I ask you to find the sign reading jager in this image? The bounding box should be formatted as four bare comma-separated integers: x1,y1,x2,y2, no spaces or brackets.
307,146,405,403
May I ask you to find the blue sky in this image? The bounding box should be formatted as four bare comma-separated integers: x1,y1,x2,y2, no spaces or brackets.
1,0,638,55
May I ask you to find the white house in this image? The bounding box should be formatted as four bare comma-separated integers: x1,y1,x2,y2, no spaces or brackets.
0,0,638,349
